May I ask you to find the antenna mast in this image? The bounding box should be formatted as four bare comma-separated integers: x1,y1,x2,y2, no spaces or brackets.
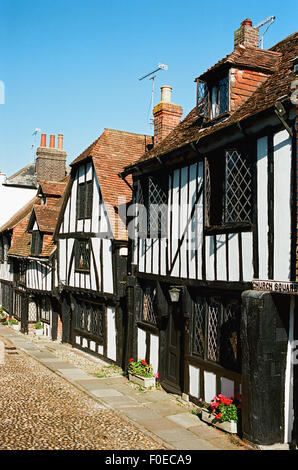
139,63,168,125
31,128,41,162
254,15,276,49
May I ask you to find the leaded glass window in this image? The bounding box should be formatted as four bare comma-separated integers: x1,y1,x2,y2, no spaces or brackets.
75,300,104,338
192,296,241,372
193,299,206,357
205,148,252,227
75,239,91,272
224,150,252,224
197,80,209,118
142,286,157,325
137,176,168,238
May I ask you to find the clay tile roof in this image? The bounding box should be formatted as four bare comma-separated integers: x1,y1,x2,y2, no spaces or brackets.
33,205,61,233
197,45,281,81
129,31,297,168
38,180,68,197
71,128,153,240
8,178,68,259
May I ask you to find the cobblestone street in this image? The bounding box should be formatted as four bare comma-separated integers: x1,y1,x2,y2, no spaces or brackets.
0,336,165,450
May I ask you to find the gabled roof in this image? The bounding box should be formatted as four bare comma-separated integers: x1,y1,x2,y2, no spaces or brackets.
8,177,68,260
29,205,61,233
125,31,297,169
70,128,153,240
4,163,37,188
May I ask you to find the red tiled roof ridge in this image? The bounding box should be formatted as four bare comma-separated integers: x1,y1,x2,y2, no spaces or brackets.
71,128,153,167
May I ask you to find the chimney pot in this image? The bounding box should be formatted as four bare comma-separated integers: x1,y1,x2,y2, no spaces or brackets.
241,18,252,27
58,134,63,150
49,134,55,148
161,86,172,103
40,134,46,147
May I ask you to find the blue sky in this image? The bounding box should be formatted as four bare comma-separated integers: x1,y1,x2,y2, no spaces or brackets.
0,0,297,176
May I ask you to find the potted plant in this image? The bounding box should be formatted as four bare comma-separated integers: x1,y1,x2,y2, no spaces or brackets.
34,321,44,336
9,318,20,331
199,394,241,434
127,358,157,389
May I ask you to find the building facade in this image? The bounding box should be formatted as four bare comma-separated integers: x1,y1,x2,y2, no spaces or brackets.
121,21,298,446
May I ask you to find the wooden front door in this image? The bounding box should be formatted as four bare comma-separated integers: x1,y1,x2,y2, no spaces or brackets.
163,304,184,394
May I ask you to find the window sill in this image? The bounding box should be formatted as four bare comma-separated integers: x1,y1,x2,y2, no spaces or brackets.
75,269,90,274
200,111,230,127
137,320,159,334
204,223,252,235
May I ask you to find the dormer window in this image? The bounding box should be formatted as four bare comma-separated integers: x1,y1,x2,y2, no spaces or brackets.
197,76,229,120
31,230,43,256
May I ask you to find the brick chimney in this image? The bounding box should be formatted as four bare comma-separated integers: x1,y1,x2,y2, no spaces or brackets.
36,133,67,183
234,18,259,49
153,86,183,147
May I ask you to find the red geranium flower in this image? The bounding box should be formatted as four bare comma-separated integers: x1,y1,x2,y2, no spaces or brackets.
216,412,222,419
129,358,134,362
141,360,147,365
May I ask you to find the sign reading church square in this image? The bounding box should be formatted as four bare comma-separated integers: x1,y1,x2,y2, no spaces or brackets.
253,280,298,295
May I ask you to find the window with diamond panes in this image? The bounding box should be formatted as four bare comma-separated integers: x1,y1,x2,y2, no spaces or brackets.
137,176,168,238
224,149,252,224
192,296,241,371
205,148,252,227
207,298,221,362
75,300,104,338
197,80,209,118
142,286,157,325
75,239,91,272
192,299,206,357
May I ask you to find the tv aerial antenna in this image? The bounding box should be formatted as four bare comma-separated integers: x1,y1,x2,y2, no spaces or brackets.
139,63,168,125
254,16,276,49
31,128,41,161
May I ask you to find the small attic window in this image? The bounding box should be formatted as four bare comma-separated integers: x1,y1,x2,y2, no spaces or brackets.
197,76,229,120
31,231,43,256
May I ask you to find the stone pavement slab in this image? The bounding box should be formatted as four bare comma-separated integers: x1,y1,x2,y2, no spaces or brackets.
90,388,123,397
56,368,92,380
167,412,204,428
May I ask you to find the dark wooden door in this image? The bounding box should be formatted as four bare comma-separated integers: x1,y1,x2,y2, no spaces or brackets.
163,305,184,394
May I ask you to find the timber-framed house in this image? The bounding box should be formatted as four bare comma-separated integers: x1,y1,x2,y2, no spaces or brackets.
1,179,67,338
54,128,152,367
0,133,68,338
121,20,298,447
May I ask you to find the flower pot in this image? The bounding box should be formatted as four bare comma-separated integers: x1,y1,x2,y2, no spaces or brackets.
34,328,44,336
128,372,156,389
201,409,237,434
